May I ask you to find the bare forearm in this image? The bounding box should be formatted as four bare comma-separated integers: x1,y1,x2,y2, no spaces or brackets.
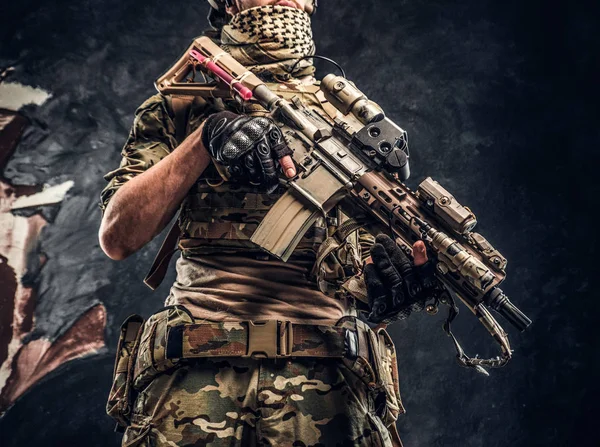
99,125,209,260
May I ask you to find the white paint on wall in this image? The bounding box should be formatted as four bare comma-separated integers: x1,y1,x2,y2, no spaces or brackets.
11,181,74,210
0,82,52,111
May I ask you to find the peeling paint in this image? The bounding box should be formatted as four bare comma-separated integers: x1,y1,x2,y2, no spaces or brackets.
0,83,52,111
0,304,107,413
0,107,103,414
11,181,74,210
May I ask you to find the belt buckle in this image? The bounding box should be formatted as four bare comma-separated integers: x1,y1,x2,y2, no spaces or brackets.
245,320,293,359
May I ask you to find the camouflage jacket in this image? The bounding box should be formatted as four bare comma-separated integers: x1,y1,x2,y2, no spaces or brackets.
101,78,372,303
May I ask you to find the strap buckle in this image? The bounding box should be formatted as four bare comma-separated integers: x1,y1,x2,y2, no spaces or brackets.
245,320,293,359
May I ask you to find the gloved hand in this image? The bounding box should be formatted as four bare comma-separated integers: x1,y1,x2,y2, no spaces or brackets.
365,234,441,324
201,111,296,192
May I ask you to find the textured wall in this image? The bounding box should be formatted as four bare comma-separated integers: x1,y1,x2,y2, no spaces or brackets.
0,0,597,445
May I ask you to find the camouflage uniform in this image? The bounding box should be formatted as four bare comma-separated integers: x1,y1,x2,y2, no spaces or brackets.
123,358,392,446
102,45,403,447
109,306,402,447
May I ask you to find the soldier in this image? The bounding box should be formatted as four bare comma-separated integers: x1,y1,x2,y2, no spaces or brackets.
100,1,438,445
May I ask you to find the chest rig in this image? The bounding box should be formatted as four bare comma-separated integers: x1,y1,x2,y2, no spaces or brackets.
144,79,364,297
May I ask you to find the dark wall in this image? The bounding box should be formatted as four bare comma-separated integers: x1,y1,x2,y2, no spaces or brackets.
0,0,597,446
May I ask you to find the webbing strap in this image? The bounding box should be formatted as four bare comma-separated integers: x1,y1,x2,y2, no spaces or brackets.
171,95,194,144
335,217,367,241
166,320,347,359
143,219,181,290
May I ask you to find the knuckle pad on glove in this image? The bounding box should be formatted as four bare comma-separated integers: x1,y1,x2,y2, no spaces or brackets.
256,146,278,185
204,113,293,190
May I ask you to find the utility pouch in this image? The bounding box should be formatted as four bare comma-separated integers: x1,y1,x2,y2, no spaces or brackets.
370,327,405,426
106,314,145,428
339,317,378,389
133,305,194,390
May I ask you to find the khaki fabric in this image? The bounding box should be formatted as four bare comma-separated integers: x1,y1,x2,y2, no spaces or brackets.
165,254,354,325
221,5,316,79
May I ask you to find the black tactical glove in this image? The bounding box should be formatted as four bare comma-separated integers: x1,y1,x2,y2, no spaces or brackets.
201,111,293,192
365,234,440,324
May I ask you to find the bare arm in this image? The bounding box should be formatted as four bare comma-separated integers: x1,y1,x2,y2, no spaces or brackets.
99,124,209,260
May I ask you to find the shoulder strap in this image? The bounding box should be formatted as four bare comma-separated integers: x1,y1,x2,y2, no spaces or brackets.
143,95,194,290
170,95,195,144
143,219,182,290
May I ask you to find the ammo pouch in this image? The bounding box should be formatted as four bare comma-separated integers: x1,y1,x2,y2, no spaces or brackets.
370,327,405,425
341,318,405,427
132,306,194,390
106,314,144,428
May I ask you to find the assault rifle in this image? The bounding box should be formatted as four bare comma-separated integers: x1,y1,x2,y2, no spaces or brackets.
156,37,531,374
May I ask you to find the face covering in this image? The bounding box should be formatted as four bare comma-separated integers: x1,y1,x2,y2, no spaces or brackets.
220,4,316,80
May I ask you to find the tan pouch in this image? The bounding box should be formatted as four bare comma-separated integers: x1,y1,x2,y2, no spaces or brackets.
338,318,404,429
371,327,405,426
106,314,145,428
339,317,379,392
133,305,194,390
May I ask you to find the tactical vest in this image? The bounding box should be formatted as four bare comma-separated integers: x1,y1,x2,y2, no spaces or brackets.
146,79,365,298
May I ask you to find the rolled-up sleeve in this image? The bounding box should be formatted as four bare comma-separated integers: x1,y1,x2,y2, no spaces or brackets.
100,94,178,211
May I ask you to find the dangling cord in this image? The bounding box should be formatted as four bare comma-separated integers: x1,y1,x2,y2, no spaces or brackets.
388,205,402,240
286,55,347,78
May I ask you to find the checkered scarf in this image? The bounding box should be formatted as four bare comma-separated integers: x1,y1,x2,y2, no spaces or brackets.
220,5,316,80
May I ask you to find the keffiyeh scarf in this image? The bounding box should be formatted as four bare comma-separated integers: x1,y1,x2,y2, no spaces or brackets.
220,5,316,80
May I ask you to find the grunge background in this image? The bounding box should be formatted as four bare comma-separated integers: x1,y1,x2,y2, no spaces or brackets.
0,0,597,445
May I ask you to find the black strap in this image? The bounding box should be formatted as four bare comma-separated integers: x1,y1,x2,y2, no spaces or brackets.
143,220,182,290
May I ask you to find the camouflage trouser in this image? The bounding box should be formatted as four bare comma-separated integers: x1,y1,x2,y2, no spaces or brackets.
123,357,394,447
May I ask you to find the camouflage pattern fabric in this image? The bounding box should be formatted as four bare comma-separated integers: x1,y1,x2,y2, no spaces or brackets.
133,306,195,390
100,78,367,297
101,40,400,446
100,94,213,212
124,357,393,447
179,181,327,258
106,315,144,427
168,321,346,358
